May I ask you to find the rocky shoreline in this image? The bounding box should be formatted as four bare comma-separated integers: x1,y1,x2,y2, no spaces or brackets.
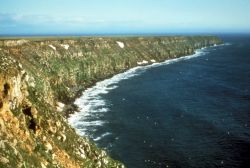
0,36,222,167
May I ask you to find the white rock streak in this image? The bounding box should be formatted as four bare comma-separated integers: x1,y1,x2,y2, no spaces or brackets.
137,60,148,65
48,45,56,51
116,41,125,48
60,44,70,50
56,102,65,112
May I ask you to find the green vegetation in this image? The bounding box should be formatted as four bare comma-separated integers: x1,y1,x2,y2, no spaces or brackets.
0,36,222,167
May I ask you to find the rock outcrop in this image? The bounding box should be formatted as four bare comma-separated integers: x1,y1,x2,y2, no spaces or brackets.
0,36,222,167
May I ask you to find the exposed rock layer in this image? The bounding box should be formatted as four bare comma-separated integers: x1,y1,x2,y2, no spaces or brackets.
0,36,222,167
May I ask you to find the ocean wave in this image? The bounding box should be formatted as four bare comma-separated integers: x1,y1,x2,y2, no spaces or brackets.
93,132,112,141
214,42,232,48
224,42,232,46
68,46,213,139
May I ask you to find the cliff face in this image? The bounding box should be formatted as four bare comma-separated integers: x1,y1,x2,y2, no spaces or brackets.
0,36,222,167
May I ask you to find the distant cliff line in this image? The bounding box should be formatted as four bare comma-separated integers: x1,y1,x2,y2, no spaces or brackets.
0,36,223,104
0,36,222,167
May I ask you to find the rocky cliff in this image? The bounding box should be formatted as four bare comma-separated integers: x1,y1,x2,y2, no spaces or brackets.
0,36,222,167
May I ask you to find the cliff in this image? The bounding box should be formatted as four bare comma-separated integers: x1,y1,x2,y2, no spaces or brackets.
0,36,222,167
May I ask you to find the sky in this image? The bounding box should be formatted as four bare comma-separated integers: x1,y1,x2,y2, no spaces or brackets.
0,0,250,35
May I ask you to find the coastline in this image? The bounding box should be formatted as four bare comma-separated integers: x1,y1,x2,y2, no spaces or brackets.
0,36,222,167
67,43,224,119
64,50,199,117
68,44,224,138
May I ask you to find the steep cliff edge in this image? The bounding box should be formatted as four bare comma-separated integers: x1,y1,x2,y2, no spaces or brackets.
0,36,222,167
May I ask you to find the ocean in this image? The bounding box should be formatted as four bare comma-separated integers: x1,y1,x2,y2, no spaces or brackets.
68,34,250,168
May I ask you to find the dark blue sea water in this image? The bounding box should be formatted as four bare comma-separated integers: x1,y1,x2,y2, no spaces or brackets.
69,34,250,168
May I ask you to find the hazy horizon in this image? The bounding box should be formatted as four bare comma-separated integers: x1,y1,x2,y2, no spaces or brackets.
1,0,250,35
